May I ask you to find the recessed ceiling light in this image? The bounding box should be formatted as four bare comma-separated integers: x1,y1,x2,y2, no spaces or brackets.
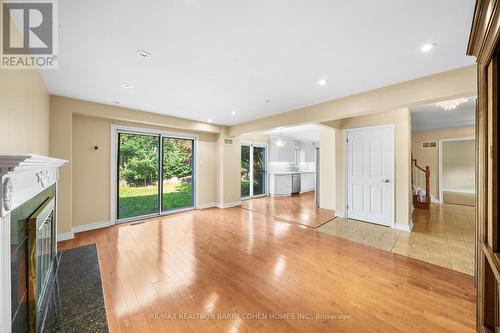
113,100,120,105
121,83,132,89
207,119,212,123
231,111,236,116
137,50,152,59
266,99,272,104
419,43,436,53
318,79,328,86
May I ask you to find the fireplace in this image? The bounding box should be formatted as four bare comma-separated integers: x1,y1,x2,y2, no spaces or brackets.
0,155,67,333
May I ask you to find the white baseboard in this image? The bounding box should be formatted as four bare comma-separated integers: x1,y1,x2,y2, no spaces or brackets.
335,211,345,218
72,220,112,234
198,202,217,209
442,188,475,194
216,201,241,208
429,195,440,203
394,220,414,232
57,231,74,242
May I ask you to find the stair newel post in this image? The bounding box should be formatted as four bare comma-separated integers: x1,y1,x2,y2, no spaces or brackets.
425,166,431,202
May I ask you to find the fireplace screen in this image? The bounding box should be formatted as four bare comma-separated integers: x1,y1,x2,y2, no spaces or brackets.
28,197,56,332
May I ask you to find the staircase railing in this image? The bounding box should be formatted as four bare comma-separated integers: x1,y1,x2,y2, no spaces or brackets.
411,155,431,203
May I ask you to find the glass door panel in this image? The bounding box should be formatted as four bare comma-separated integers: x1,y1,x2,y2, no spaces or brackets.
118,133,160,219
252,146,266,196
162,137,194,211
241,145,251,198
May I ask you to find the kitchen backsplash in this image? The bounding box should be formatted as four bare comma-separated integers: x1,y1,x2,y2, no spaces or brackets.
268,162,315,173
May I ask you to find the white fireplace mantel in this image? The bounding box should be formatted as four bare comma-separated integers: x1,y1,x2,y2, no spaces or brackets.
0,154,67,333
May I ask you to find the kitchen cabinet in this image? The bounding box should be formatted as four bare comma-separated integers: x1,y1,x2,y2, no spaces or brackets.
305,142,316,162
269,138,319,163
269,174,292,195
300,173,315,192
269,138,296,162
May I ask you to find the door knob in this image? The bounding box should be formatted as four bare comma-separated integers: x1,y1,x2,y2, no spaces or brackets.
383,179,391,183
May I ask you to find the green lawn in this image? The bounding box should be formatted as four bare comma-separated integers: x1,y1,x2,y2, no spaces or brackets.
118,181,193,219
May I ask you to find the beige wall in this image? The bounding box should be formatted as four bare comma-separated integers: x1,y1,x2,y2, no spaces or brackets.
442,139,475,192
49,106,73,233
50,96,222,234
325,108,412,226
0,69,50,154
319,127,336,210
411,127,475,201
220,133,242,205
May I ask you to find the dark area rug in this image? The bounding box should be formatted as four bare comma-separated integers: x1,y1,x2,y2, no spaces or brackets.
42,244,109,332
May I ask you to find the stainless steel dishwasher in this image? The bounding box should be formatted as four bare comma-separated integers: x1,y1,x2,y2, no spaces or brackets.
292,173,301,194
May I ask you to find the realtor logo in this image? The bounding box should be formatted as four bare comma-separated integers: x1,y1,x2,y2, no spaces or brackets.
1,0,58,69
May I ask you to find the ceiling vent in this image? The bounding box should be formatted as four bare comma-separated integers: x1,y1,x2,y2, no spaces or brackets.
421,141,437,149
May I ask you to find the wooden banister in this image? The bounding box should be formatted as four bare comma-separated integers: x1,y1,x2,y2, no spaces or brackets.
411,156,431,207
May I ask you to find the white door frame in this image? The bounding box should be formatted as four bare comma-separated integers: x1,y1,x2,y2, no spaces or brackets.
344,124,396,227
240,141,269,200
110,124,199,225
438,136,475,203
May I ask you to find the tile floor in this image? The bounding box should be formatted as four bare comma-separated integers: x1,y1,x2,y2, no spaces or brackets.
317,203,475,275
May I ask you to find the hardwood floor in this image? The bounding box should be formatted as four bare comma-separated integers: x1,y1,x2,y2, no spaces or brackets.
58,207,475,332
240,192,336,228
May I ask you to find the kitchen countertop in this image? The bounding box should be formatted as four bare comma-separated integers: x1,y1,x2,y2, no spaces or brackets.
269,171,316,175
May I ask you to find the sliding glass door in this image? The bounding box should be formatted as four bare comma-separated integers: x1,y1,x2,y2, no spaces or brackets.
241,145,251,198
116,129,196,222
241,144,267,199
253,146,266,196
118,133,160,220
162,137,194,211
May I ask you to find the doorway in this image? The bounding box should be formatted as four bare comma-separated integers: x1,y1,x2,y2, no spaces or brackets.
112,126,197,223
345,125,395,226
241,143,268,199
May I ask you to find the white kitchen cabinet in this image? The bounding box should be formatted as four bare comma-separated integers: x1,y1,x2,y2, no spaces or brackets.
305,142,315,162
269,140,280,162
269,174,292,195
300,173,315,192
269,138,296,162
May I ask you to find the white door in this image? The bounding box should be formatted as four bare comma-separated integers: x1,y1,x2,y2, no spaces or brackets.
346,126,394,226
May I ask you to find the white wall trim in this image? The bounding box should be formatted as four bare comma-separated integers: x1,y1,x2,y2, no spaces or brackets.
442,188,476,194
216,201,241,208
335,211,345,218
394,220,414,232
72,220,112,234
57,231,75,242
198,202,217,209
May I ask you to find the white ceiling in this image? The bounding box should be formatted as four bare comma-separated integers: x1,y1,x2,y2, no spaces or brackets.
41,0,476,126
411,98,476,132
261,124,323,142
